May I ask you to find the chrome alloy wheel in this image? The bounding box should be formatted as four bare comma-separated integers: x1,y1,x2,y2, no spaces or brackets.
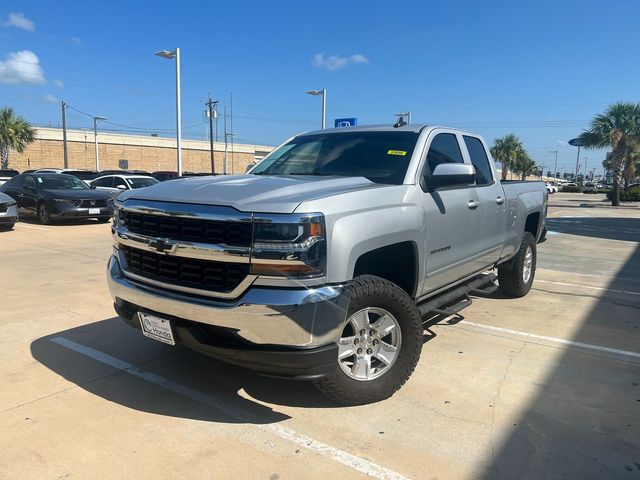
337,307,402,381
523,245,533,284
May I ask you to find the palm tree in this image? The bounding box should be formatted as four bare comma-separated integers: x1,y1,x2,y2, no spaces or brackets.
513,150,537,180
0,107,36,169
491,134,524,180
579,102,640,205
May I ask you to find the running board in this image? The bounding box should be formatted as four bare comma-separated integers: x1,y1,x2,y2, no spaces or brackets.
417,273,496,317
431,294,473,316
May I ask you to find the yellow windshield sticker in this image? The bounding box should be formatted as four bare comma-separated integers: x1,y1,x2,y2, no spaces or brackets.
387,149,407,156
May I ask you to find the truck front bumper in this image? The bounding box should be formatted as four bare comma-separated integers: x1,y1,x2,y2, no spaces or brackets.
107,254,349,379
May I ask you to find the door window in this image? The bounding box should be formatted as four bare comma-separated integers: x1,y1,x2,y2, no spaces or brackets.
425,133,464,174
463,136,493,185
112,177,128,189
23,176,36,191
94,177,114,188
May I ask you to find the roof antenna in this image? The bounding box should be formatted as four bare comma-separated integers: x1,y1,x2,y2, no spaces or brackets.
394,116,407,128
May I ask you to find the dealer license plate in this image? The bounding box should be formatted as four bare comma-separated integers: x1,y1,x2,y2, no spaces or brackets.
138,312,175,345
88,208,101,214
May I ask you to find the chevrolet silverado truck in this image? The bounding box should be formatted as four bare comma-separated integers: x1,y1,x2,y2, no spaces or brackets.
108,124,547,405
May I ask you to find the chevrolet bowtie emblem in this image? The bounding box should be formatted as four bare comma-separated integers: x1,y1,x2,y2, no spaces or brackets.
148,238,176,254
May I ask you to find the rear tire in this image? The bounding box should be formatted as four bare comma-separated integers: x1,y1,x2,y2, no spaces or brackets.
38,202,51,225
314,275,423,405
498,232,536,298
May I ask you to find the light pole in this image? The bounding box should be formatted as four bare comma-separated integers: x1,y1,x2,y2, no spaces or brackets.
549,150,558,181
154,48,182,176
93,115,107,171
305,89,326,129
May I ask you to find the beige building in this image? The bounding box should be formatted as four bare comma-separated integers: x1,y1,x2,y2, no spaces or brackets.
8,127,273,174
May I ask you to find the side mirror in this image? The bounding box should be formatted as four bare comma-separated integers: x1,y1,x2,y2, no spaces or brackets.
90,183,97,189
116,184,127,190
428,163,476,189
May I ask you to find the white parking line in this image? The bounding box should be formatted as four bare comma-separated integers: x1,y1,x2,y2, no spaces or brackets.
49,337,408,480
459,321,640,359
535,279,640,296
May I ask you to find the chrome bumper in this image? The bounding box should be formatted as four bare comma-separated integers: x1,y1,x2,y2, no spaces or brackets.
107,254,349,347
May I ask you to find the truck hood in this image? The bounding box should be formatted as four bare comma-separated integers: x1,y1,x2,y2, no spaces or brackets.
120,174,385,213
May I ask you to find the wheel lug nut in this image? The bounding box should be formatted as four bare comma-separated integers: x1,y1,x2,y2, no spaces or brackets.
373,339,379,345
366,348,373,354
370,330,376,336
357,348,363,355
360,329,366,336
354,338,359,344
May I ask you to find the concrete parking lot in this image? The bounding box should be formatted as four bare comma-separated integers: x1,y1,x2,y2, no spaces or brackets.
1,192,638,479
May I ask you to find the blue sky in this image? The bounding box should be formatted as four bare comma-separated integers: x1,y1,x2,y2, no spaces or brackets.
1,0,639,175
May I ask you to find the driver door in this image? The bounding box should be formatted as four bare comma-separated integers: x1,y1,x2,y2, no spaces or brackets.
417,130,481,295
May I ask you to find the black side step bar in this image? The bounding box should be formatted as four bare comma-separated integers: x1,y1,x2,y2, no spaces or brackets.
417,273,497,317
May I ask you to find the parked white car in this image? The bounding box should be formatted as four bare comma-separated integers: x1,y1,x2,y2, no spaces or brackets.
90,174,158,198
0,169,20,187
545,182,558,194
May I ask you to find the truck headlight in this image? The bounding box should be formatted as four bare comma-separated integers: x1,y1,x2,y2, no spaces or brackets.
251,213,326,278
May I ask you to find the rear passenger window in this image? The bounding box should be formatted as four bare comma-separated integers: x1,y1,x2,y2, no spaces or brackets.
463,136,493,185
425,133,464,174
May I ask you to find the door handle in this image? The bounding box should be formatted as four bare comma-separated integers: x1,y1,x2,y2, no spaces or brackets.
467,200,479,210
496,196,505,205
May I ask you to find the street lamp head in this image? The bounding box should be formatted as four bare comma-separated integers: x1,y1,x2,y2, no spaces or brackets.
305,90,324,96
93,115,107,121
154,49,176,59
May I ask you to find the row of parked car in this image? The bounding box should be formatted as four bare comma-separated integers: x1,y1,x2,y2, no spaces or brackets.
0,168,210,229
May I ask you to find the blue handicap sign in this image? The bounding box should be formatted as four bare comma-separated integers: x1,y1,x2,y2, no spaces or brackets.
334,118,357,128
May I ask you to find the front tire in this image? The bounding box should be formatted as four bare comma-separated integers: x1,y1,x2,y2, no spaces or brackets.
0,221,15,231
498,232,536,298
38,202,52,225
314,275,423,405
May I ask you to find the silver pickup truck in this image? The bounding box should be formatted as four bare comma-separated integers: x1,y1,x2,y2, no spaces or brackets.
108,124,547,404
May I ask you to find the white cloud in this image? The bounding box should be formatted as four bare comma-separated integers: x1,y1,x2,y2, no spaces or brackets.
69,36,82,45
312,52,370,71
3,12,35,32
0,50,46,84
43,94,58,103
53,79,64,88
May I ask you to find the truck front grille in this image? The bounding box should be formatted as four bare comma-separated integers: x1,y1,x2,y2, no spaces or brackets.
121,245,249,293
121,210,252,247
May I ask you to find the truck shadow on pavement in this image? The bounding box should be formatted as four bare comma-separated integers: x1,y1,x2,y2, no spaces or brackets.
478,242,640,478
546,217,640,242
31,315,438,423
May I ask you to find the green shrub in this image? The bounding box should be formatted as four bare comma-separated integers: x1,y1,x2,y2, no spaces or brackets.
561,185,583,193
607,186,640,202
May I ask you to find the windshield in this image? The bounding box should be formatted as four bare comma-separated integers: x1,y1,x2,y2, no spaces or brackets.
251,131,419,185
126,177,158,189
35,175,89,190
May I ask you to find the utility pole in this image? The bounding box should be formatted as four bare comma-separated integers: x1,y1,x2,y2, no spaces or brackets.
584,156,588,182
223,105,228,175
61,100,68,168
574,145,581,181
230,93,234,174
206,95,218,174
